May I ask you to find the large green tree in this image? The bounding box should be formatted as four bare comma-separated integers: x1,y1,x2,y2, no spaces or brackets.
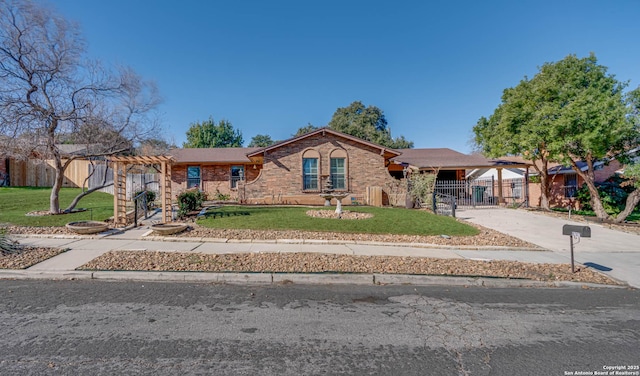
473,78,556,210
293,123,318,137
248,134,275,147
474,54,640,220
183,117,243,148
328,101,413,149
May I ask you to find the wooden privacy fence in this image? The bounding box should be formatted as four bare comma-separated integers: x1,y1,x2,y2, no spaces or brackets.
89,164,159,200
8,159,92,188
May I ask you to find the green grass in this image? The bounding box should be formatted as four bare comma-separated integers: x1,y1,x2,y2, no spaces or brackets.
197,205,478,236
0,187,114,227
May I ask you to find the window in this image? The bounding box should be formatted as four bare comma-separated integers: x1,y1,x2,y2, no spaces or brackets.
187,166,200,189
564,173,578,198
330,158,346,190
231,165,244,188
303,158,318,190
329,148,348,190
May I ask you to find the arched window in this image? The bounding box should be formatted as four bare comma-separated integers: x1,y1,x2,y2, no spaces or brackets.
302,149,320,191
329,149,348,190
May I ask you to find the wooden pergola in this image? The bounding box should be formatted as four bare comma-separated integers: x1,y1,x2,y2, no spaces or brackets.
108,155,174,227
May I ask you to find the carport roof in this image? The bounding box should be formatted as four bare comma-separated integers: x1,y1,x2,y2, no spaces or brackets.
392,148,502,169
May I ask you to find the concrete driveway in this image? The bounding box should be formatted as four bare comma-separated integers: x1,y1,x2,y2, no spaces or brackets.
458,208,640,287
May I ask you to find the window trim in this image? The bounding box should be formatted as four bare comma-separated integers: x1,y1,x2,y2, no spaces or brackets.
330,157,346,190
230,165,244,189
329,148,348,191
186,166,201,189
563,173,578,198
301,148,320,191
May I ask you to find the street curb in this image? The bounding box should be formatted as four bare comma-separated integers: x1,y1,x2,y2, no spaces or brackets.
0,269,629,289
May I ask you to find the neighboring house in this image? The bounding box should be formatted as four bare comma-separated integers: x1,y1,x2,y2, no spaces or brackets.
472,155,625,209
169,128,507,206
547,160,621,209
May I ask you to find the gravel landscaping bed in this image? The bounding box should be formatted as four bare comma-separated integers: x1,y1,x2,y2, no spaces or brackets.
172,222,539,248
0,247,67,269
1,213,629,286
78,250,621,285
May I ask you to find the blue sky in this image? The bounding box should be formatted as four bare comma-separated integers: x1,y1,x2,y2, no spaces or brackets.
52,0,640,153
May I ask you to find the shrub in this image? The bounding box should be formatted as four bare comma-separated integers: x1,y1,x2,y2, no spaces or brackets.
213,189,231,201
0,229,19,255
177,189,207,218
409,173,437,208
575,174,634,214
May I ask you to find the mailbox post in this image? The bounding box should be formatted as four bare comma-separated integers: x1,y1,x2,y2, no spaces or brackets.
562,225,591,273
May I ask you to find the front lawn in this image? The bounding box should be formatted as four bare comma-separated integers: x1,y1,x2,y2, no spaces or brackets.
0,187,113,227
196,205,478,237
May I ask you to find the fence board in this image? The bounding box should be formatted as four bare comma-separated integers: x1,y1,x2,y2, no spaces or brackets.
89,164,159,200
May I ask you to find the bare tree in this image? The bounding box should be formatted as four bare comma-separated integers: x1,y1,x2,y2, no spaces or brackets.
0,0,161,213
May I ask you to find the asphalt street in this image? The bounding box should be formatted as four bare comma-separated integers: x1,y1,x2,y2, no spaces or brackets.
1,280,638,375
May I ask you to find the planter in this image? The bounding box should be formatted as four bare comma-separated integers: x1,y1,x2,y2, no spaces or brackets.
151,223,188,235
66,221,109,234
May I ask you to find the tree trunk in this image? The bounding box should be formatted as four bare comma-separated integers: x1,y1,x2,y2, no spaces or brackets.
539,170,551,211
64,182,113,212
49,155,64,214
613,189,640,223
570,157,611,221
532,158,551,211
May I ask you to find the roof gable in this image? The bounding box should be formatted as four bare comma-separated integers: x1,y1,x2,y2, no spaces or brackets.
246,127,401,158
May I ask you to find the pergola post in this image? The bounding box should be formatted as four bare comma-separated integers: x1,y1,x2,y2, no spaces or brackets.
113,161,128,227
160,160,173,223
108,155,174,227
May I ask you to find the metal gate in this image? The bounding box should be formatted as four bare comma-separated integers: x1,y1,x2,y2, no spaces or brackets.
435,178,526,208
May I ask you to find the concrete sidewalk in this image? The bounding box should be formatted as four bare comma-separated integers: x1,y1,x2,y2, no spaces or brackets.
457,208,640,288
2,208,638,287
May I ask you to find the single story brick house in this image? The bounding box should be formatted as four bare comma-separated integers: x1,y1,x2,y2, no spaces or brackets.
169,128,501,206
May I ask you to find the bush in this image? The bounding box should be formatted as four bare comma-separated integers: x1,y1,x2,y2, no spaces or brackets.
134,190,156,209
213,189,231,201
575,174,634,214
177,189,207,218
409,173,437,208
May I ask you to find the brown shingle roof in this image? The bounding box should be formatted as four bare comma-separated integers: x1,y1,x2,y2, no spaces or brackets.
392,148,496,169
169,147,261,164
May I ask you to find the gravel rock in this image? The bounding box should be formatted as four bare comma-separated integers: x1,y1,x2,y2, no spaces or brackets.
79,250,621,285
174,221,538,248
0,247,66,269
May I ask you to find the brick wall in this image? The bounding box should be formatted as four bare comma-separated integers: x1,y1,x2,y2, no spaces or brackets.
239,133,399,205
172,163,264,200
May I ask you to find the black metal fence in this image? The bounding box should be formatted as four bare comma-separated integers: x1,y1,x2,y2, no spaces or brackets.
434,178,526,208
